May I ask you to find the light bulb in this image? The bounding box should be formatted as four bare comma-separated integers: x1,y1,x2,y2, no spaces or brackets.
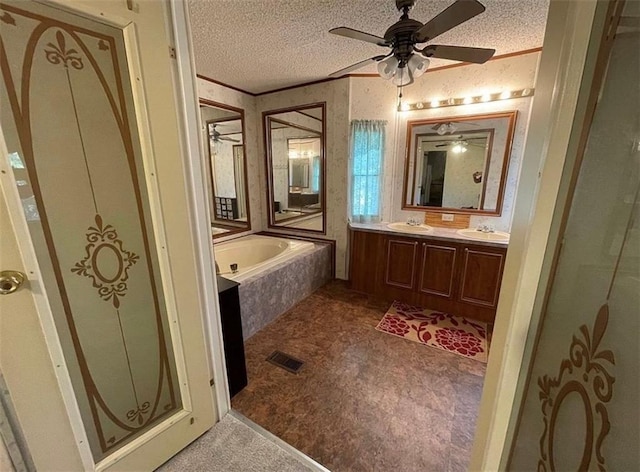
392,66,412,86
451,141,468,154
407,54,429,78
377,56,399,80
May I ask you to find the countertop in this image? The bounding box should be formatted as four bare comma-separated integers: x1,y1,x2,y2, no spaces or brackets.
349,222,509,248
217,275,240,293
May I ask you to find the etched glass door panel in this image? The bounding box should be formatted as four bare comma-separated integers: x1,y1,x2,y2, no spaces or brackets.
509,3,639,470
1,2,181,461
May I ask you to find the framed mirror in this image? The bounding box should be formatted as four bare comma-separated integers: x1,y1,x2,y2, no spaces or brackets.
264,103,326,233
403,111,517,215
199,99,251,238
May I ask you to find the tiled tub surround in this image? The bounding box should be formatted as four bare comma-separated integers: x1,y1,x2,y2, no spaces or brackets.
218,238,331,340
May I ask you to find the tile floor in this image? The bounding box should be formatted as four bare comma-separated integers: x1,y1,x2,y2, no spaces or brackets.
232,281,486,472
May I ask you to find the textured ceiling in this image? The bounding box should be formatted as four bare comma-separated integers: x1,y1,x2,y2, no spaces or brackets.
188,0,550,95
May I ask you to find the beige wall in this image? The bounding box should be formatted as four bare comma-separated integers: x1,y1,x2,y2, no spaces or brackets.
349,51,540,232
256,79,351,279
197,52,539,279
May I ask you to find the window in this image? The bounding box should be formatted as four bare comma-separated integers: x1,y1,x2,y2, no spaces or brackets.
311,155,320,193
350,120,386,223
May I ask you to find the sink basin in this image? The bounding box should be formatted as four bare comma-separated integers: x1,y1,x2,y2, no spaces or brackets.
456,228,510,242
387,222,433,233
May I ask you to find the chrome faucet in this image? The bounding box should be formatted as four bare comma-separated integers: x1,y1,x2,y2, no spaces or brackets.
406,216,421,226
215,261,220,274
477,224,495,233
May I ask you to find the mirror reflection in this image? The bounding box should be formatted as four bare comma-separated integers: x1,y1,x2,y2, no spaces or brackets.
265,103,325,233
403,111,517,215
199,100,251,238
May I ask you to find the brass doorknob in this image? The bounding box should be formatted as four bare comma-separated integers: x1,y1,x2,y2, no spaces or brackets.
0,271,26,295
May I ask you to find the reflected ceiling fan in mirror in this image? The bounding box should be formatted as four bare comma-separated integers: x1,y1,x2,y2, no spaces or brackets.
432,121,480,135
435,136,486,153
329,0,495,86
208,123,240,144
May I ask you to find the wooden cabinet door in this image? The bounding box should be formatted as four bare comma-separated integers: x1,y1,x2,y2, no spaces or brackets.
417,242,457,298
349,230,385,293
384,238,419,290
458,246,506,308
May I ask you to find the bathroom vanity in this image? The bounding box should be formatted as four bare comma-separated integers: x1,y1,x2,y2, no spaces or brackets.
349,224,508,323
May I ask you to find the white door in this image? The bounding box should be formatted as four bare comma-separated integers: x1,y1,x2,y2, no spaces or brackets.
508,0,639,470
0,0,216,470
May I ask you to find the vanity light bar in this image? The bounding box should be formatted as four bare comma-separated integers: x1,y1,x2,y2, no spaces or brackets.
398,88,535,112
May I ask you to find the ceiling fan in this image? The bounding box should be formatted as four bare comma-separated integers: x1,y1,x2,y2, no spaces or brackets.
328,0,495,86
434,136,485,153
435,135,485,146
431,121,479,135
209,124,240,144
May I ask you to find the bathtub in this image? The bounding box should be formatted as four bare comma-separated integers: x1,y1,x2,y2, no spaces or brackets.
214,234,315,283
213,234,332,340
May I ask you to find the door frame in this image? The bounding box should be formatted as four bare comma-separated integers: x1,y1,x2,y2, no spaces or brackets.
0,0,228,469
469,0,618,469
168,0,231,419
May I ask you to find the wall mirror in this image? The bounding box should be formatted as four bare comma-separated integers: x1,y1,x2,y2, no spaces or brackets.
403,111,517,215
199,99,251,238
264,102,326,233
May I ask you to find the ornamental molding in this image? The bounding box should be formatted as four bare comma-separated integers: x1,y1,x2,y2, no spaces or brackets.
71,214,139,308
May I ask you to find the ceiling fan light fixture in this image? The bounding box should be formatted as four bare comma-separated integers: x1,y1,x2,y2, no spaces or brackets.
407,54,429,78
436,122,457,135
392,66,412,86
451,140,468,153
377,55,399,80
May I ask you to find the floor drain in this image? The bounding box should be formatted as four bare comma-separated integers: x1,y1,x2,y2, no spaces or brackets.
266,350,304,374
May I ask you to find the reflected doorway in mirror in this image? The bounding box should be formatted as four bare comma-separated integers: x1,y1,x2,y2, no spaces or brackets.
403,111,517,216
199,99,252,239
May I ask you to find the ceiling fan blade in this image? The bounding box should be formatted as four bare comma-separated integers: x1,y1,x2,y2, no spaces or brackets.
329,55,388,78
414,0,486,43
220,137,240,143
423,45,495,64
329,27,388,47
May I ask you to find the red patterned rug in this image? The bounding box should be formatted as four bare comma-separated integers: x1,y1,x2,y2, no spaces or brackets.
376,301,489,362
